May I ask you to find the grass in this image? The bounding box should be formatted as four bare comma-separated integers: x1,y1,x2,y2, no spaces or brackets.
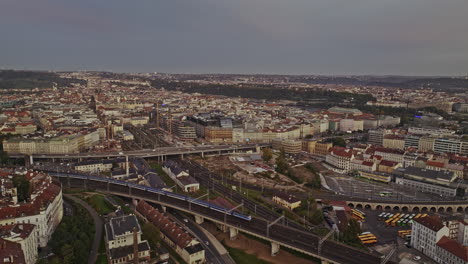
141,223,161,258
86,194,115,215
109,195,133,214
96,254,107,264
225,245,272,264
150,163,176,187
63,188,86,194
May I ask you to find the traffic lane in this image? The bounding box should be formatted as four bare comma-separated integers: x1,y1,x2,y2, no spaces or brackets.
169,210,224,264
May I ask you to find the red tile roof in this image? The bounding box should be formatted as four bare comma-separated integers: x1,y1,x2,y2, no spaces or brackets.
0,238,26,264
136,200,193,249
414,215,445,232
379,160,399,167
437,236,468,261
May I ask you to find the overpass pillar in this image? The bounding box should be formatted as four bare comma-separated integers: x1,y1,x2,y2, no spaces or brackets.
229,227,239,240
161,205,166,213
201,152,204,158
271,242,280,256
256,146,260,153
194,215,204,224
181,153,184,160
29,155,33,165
125,155,129,177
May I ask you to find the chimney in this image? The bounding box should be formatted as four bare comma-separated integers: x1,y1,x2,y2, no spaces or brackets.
133,227,139,264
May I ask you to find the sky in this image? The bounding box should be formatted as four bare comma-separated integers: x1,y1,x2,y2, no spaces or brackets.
1,0,468,75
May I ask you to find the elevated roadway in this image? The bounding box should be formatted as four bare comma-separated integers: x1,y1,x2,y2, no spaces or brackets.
10,144,266,161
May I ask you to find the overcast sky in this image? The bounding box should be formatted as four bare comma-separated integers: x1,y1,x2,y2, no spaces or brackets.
1,0,468,75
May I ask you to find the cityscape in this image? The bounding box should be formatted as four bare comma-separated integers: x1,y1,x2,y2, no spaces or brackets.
1,1,468,264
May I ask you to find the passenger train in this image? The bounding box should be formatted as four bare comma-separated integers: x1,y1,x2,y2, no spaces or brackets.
50,173,252,221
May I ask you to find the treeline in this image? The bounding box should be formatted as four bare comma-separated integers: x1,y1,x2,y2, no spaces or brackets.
0,70,86,90
150,79,375,104
40,199,94,264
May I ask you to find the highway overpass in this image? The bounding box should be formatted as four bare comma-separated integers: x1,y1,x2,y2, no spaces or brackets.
9,144,267,162
52,173,390,264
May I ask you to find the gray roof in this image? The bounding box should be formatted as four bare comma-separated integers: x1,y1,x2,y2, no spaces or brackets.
105,214,141,241
109,241,150,260
185,243,204,254
403,166,455,181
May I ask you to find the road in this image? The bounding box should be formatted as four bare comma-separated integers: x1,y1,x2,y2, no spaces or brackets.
169,209,235,264
64,194,103,264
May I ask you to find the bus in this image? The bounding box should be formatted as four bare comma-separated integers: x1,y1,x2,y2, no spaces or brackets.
352,209,366,217
358,234,376,240
398,230,412,238
361,237,378,244
379,191,393,197
352,209,366,221
414,213,422,219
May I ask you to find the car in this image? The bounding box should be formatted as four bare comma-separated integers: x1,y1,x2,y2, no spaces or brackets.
413,256,421,261
183,219,188,223
119,152,124,155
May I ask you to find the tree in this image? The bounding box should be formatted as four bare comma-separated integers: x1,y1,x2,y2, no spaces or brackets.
261,147,273,163
61,244,75,264
331,137,346,147
12,175,30,202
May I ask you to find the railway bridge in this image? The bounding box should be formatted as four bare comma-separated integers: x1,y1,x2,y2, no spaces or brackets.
345,200,468,213
52,173,392,264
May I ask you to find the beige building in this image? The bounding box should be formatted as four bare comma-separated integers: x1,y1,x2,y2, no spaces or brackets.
383,135,406,150
272,139,302,154
314,141,333,156
272,193,301,210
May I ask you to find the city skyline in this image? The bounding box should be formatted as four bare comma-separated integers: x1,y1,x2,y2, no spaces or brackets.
1,0,468,76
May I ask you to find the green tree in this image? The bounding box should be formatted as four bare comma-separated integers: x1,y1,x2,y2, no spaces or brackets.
331,137,346,147
61,244,75,264
12,175,30,202
261,147,273,163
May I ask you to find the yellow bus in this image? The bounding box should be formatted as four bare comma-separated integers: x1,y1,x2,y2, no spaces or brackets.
398,230,411,238
358,234,377,240
361,238,378,245
414,213,422,219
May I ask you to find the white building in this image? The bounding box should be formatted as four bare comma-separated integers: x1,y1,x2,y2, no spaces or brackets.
104,214,151,264
411,216,450,260
0,224,38,264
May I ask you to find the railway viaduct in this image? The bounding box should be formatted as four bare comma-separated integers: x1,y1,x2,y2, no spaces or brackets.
345,200,468,213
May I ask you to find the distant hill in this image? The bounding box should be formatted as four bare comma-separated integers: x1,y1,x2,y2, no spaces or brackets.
0,70,86,90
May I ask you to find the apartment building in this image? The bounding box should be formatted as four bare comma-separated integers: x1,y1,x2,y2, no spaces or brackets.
434,138,468,155
0,224,38,264
105,214,151,264
411,216,450,260
325,147,354,173
272,139,302,154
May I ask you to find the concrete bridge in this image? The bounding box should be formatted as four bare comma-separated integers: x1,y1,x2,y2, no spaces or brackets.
346,200,468,213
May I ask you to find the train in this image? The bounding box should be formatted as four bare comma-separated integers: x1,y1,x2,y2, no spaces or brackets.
51,172,252,221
